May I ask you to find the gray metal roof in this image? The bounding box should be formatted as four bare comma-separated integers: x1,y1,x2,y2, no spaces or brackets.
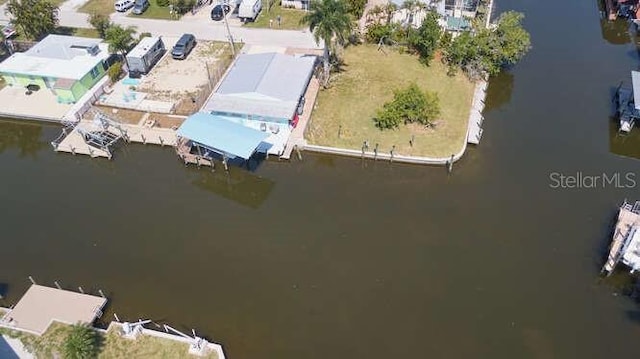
632,71,640,110
25,34,101,60
210,52,316,119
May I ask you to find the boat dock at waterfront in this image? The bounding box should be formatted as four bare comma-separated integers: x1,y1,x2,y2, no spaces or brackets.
51,110,178,160
0,284,107,335
603,200,640,274
467,80,487,145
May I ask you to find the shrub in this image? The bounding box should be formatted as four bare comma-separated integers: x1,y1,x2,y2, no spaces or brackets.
374,83,440,130
138,32,152,41
156,0,170,7
89,13,111,39
108,61,123,83
62,324,98,359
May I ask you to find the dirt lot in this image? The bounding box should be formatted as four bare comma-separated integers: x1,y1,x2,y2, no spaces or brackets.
137,39,233,104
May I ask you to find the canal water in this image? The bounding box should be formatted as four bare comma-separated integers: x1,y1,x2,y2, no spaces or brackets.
3,0,640,357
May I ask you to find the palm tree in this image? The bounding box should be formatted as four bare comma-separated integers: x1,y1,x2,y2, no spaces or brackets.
62,323,99,359
301,0,353,87
104,25,137,70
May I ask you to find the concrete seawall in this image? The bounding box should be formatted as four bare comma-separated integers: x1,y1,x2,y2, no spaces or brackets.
303,79,488,166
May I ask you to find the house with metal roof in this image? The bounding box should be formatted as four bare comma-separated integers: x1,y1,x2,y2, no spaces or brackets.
0,35,110,104
201,52,316,155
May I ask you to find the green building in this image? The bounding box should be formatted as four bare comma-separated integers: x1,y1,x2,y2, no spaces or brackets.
0,35,110,104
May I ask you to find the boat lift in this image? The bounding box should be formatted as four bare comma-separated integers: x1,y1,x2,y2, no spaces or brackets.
121,319,152,339
163,324,210,356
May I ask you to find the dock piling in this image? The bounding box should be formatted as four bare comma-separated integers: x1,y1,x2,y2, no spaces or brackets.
390,145,395,163
295,145,302,160
114,313,120,322
28,276,36,285
447,154,454,174
98,289,106,298
78,286,84,294
374,143,378,160
54,281,62,290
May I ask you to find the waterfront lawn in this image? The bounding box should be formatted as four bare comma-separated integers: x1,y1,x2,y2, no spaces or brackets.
1,323,219,358
245,6,307,30
79,0,115,17
307,45,476,158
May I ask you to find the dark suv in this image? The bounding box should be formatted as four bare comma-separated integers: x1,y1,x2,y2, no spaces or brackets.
171,34,196,60
211,4,230,21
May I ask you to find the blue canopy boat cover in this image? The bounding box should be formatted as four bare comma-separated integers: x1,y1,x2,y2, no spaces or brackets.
177,113,270,159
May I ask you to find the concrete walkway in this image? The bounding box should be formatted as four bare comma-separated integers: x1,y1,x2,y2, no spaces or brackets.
0,0,320,49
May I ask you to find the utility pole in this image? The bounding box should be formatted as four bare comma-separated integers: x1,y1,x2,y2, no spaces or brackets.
221,4,236,56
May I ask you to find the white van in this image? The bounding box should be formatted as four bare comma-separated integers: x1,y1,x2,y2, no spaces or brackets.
238,0,261,22
114,0,134,12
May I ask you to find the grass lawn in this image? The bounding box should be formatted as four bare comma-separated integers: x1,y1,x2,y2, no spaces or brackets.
13,26,100,41
128,0,177,20
1,323,219,358
55,26,101,38
307,45,476,158
78,0,115,17
245,6,307,30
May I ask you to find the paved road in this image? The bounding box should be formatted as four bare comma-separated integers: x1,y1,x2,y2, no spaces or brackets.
0,1,320,49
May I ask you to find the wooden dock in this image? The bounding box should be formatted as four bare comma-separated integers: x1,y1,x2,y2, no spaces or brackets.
0,284,106,336
603,201,640,274
281,77,320,160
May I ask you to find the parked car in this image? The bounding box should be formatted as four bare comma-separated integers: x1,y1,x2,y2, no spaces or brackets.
2,24,17,39
132,0,149,14
172,34,197,60
211,4,231,21
114,0,134,12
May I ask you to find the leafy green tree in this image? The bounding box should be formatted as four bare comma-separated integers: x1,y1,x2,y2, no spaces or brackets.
365,23,395,44
301,0,353,87
443,11,530,79
105,25,136,56
407,10,441,64
62,323,99,359
5,0,59,40
345,0,366,18
89,13,111,39
374,83,440,130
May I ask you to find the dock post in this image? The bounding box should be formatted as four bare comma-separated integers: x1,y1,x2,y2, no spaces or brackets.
113,313,120,322
374,143,378,160
295,145,302,160
159,136,164,146
71,146,76,155
223,155,229,172
361,142,366,160
390,145,395,163
28,276,36,285
98,289,106,298
447,154,454,174
78,286,84,294
141,134,146,144
54,281,62,290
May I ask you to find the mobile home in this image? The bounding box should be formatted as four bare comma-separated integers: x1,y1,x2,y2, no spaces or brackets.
126,36,165,75
238,0,261,22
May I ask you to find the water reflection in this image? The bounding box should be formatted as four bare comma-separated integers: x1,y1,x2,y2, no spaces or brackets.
0,119,47,158
609,118,640,159
600,19,636,44
484,71,514,113
191,168,275,209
